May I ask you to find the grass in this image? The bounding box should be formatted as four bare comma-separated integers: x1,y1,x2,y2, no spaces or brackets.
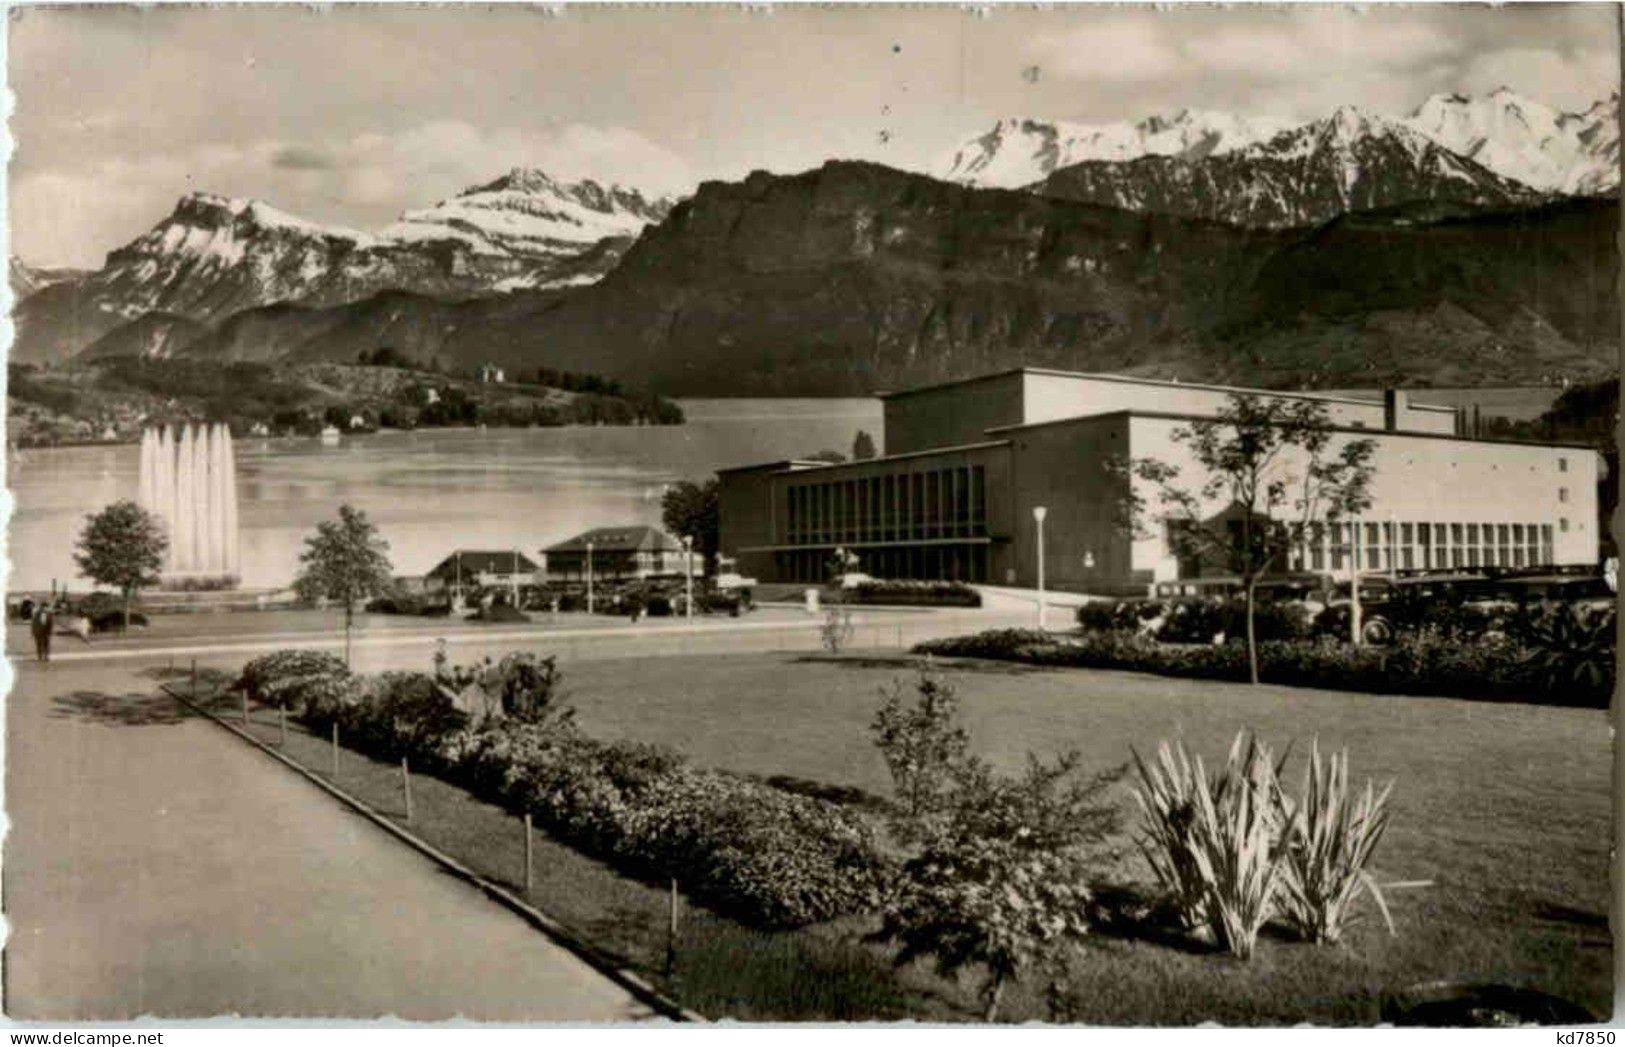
203,646,1612,1022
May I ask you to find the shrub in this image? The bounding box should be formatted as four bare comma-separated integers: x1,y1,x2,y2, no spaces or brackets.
248,648,890,930
1276,741,1395,945
237,649,352,713
1076,599,1160,634
1511,602,1616,696
1131,734,1290,959
914,627,1609,707
341,672,469,762
1077,597,1311,644
822,603,855,653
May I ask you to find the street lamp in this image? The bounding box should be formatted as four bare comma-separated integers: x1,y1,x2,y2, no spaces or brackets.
586,540,595,615
682,534,694,622
1033,505,1048,630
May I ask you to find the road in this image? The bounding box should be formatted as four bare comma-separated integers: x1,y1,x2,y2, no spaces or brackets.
3,658,657,1020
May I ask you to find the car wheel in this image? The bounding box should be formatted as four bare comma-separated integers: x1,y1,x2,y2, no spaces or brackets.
1362,616,1394,645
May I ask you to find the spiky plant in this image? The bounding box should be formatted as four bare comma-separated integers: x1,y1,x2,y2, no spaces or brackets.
1131,732,1291,959
1277,739,1395,944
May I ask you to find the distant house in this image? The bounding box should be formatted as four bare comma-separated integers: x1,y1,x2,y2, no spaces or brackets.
424,387,441,405
249,421,271,436
425,549,541,592
479,363,506,384
349,414,368,430
542,526,696,582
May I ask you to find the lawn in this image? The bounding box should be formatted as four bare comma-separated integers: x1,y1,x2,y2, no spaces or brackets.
210,647,1612,1022
559,651,1614,1022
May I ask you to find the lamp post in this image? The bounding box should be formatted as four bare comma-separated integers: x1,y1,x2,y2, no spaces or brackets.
586,540,595,615
1349,520,1363,646
682,535,694,622
1033,505,1048,630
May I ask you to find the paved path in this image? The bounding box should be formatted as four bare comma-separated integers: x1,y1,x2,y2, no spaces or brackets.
4,659,656,1021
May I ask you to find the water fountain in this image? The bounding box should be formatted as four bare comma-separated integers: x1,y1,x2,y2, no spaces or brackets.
138,422,240,587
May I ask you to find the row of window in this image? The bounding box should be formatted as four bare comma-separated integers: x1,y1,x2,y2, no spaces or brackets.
785,466,988,545
773,544,989,583
1294,521,1561,573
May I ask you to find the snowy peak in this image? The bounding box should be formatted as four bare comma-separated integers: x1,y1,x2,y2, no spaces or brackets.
151,192,376,255
947,90,1620,199
1033,98,1539,229
378,168,674,260
1405,88,1618,194
939,109,1291,187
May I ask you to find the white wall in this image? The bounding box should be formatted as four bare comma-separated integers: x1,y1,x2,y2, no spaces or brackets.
1126,415,1599,582
1022,372,1457,435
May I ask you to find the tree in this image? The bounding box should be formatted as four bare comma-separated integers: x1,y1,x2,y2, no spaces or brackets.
73,500,167,628
292,505,393,666
660,479,720,578
852,429,878,461
870,674,1121,1020
1119,394,1376,684
870,671,970,838
807,449,847,464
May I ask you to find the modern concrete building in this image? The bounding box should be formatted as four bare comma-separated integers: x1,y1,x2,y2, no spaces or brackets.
717,368,1601,594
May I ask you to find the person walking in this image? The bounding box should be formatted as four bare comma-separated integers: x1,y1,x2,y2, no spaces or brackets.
30,603,55,663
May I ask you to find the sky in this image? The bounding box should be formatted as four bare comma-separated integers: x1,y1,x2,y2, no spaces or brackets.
9,3,1621,268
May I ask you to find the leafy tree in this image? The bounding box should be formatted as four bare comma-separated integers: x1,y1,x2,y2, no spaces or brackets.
292,505,393,666
1119,394,1376,684
853,429,878,461
870,675,1121,1020
73,500,167,628
661,479,720,578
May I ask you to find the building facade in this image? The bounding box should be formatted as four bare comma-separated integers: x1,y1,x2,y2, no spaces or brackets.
718,369,1601,593
542,526,697,582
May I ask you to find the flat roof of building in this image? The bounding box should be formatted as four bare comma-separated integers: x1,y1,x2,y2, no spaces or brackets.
877,366,1457,415
720,440,1013,480
985,408,1600,452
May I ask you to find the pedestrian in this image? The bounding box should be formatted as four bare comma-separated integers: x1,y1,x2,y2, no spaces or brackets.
30,603,54,663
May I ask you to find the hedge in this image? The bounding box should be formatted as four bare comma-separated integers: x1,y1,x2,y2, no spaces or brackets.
913,628,1611,709
238,652,889,929
847,580,982,608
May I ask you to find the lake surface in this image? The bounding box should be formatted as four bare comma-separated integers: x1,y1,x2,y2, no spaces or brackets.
5,399,882,593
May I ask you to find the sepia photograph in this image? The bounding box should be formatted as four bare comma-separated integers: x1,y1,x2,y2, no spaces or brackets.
2,1,1619,1030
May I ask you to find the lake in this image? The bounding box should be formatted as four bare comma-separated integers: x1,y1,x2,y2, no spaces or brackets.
5,399,882,593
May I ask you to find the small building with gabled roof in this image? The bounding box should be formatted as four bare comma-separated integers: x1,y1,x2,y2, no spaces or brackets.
542,526,694,582
425,549,540,592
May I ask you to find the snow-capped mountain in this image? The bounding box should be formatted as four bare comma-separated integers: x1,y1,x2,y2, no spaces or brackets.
946,89,1620,207
13,173,674,363
1406,88,1619,195
8,257,88,299
1034,106,1544,228
940,110,1293,188
382,167,671,264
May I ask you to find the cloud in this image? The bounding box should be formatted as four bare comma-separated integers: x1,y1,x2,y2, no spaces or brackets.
270,145,339,171
1026,18,1183,83
1457,46,1620,112
11,121,697,266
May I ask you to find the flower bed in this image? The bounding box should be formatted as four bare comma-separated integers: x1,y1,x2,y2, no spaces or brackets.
914,627,1611,708
846,580,982,608
237,651,890,929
